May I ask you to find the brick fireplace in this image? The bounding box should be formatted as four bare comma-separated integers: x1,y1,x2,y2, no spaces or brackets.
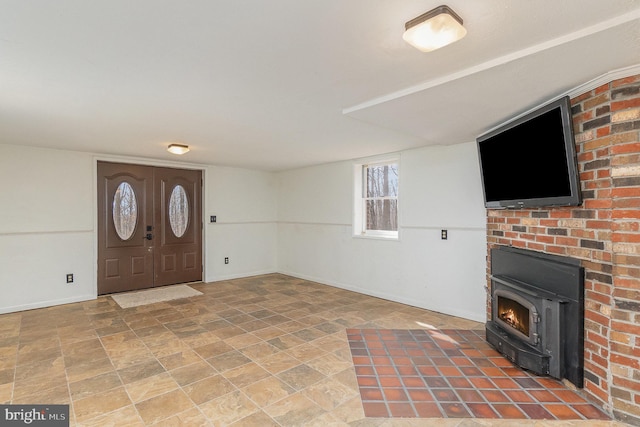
485,74,640,425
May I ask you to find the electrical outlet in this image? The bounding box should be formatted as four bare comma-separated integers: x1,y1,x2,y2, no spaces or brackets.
224,257,229,264
441,229,448,240
66,273,74,283
210,215,216,223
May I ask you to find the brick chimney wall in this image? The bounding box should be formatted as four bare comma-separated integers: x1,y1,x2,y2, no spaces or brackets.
485,74,640,425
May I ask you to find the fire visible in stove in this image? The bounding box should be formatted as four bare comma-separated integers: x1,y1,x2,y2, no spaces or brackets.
497,295,530,336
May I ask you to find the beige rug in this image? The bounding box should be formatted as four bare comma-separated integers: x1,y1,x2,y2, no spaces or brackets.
111,284,203,309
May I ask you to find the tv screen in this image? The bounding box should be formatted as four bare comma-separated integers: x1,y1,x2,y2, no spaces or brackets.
477,96,582,209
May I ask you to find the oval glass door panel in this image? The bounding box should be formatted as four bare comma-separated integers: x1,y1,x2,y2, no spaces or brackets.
113,182,138,240
169,185,189,238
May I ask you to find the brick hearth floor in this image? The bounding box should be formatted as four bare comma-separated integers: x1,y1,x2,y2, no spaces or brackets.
348,328,611,421
0,274,628,426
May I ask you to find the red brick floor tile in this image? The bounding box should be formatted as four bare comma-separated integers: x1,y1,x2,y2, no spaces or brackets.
375,365,396,376
383,388,408,402
441,402,472,418
529,389,561,403
371,356,391,365
396,365,418,376
432,388,459,402
504,389,535,403
552,389,588,403
450,356,473,366
392,356,412,366
513,377,542,388
546,404,582,419
424,377,448,388
414,402,442,417
388,402,417,417
360,387,384,401
387,347,405,356
460,366,483,376
518,403,555,419
407,389,434,401
350,348,368,356
480,389,510,403
537,377,567,389
439,366,462,377
379,376,402,387
502,367,529,377
572,404,611,419
473,358,494,367
356,376,379,387
362,402,389,417
481,367,507,377
352,356,371,365
492,377,520,389
417,366,438,376
469,377,495,389
369,348,388,356
468,403,499,418
349,329,611,421
411,356,431,366
447,377,472,389
456,389,485,403
402,377,426,388
354,365,375,376
420,343,438,351
431,357,453,366
493,403,528,419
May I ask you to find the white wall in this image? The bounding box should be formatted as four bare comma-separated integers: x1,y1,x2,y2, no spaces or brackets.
204,166,278,281
0,145,96,313
0,144,278,313
1,141,487,322
277,142,488,322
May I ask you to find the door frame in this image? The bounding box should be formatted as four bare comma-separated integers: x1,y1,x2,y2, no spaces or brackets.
92,155,206,296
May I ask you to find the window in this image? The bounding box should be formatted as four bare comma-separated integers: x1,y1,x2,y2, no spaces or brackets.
354,157,399,239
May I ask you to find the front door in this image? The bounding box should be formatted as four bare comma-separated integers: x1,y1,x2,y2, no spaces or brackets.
97,161,202,294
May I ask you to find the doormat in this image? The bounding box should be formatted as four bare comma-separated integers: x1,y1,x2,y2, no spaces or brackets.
111,284,203,309
347,328,610,420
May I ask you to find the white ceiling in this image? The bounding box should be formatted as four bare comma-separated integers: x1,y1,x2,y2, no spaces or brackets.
1,0,639,171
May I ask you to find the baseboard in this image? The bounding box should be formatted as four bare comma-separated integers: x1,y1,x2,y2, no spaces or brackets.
206,269,278,283
0,294,97,315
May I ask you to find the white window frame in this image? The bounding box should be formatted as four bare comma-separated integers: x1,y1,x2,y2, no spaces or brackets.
353,155,400,240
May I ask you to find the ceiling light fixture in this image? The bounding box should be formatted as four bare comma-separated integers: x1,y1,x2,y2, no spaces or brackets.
403,5,467,52
167,143,190,155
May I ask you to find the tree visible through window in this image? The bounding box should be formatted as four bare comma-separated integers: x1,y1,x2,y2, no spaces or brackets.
364,162,398,233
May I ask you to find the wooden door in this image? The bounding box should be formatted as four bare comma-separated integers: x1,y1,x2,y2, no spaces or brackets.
97,162,154,294
154,167,202,286
97,162,202,294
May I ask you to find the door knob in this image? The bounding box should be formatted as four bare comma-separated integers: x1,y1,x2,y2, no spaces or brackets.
145,233,153,240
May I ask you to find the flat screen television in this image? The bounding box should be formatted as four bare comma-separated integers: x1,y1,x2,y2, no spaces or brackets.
477,96,582,209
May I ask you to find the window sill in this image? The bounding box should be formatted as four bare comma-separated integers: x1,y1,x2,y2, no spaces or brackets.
353,233,400,241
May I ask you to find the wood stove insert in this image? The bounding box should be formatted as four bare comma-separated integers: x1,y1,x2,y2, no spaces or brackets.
486,246,584,387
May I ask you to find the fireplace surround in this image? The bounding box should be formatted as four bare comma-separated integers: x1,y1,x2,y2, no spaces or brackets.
484,74,640,424
486,246,584,387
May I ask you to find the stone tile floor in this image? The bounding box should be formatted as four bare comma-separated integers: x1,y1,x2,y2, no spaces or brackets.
0,274,629,426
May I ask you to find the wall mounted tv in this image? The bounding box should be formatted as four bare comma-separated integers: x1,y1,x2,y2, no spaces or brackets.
477,96,582,209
